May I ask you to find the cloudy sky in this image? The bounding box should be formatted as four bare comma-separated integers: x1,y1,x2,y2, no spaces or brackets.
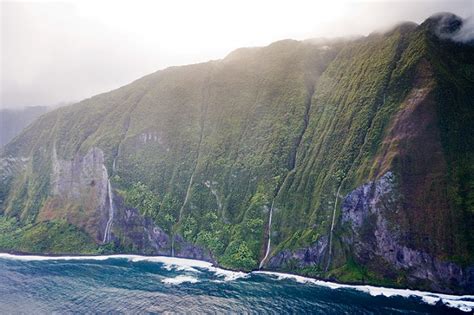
1,0,472,109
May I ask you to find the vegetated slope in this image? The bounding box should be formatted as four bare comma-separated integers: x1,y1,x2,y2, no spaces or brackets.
270,15,474,293
1,13,473,293
0,106,50,147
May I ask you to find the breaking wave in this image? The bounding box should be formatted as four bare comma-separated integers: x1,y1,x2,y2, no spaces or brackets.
255,271,474,313
0,253,472,313
162,275,199,285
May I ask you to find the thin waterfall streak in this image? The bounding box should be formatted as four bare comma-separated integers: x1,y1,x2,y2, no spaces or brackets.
259,200,275,269
103,179,114,243
171,237,175,257
326,182,343,271
324,89,387,269
204,181,222,213
211,187,222,212
259,86,315,269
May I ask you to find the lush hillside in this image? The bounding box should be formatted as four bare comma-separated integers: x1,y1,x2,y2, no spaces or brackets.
0,106,50,147
1,13,473,293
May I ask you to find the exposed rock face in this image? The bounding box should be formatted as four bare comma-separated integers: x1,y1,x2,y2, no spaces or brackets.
46,146,213,261
38,147,110,241
341,172,474,293
109,193,213,262
267,236,328,270
51,146,108,204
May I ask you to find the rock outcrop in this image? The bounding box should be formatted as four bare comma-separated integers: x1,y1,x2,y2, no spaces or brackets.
341,172,474,293
267,236,328,270
111,193,213,262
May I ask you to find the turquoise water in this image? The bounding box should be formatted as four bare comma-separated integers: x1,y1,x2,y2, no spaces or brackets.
0,254,471,314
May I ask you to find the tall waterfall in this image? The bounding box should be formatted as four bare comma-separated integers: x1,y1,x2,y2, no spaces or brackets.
103,179,114,243
204,181,222,213
325,183,343,271
258,87,314,270
171,237,175,257
259,200,274,269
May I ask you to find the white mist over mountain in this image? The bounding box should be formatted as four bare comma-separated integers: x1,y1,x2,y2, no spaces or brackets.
453,17,474,42
1,0,472,109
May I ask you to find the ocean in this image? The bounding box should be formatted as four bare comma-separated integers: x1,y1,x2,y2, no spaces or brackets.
0,254,472,314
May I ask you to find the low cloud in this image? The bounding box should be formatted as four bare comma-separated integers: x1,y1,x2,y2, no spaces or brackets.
452,17,474,43
2,1,473,109
434,13,474,44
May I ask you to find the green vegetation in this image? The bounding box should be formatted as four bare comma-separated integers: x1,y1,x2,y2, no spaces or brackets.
123,182,160,219
328,258,406,288
220,240,257,271
0,106,50,147
0,216,98,254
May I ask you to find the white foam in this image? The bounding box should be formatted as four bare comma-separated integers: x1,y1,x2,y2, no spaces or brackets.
127,255,209,273
0,253,115,261
163,263,200,273
0,253,212,268
208,266,249,281
254,271,474,313
0,253,246,281
162,275,199,285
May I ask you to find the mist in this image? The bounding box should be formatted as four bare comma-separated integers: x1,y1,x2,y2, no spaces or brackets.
453,17,474,42
1,0,473,109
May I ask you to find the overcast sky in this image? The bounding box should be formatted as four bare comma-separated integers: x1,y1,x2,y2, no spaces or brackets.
1,0,473,109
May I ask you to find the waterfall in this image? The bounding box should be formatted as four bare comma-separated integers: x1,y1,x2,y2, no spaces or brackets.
324,92,386,270
204,181,222,213
210,187,222,211
171,237,175,257
103,179,114,243
259,200,274,269
325,182,343,271
259,86,314,269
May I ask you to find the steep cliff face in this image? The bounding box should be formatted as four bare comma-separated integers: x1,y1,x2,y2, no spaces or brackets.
0,14,473,293
341,172,474,293
105,190,213,261
39,147,109,241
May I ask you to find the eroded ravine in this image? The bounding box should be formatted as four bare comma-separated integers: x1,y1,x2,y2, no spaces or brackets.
172,71,213,257
324,31,408,270
259,86,315,268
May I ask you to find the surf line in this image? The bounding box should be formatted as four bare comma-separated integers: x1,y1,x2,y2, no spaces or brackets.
0,253,472,313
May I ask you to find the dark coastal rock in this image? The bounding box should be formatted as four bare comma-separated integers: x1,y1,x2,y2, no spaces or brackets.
341,171,474,294
267,236,328,270
110,193,214,263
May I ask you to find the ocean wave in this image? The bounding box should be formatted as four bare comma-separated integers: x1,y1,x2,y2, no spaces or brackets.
1,253,472,312
0,253,212,267
131,256,209,273
208,266,249,281
0,253,247,281
161,275,199,285
254,271,474,313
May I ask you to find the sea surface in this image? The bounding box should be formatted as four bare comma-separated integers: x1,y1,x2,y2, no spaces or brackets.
0,254,472,314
